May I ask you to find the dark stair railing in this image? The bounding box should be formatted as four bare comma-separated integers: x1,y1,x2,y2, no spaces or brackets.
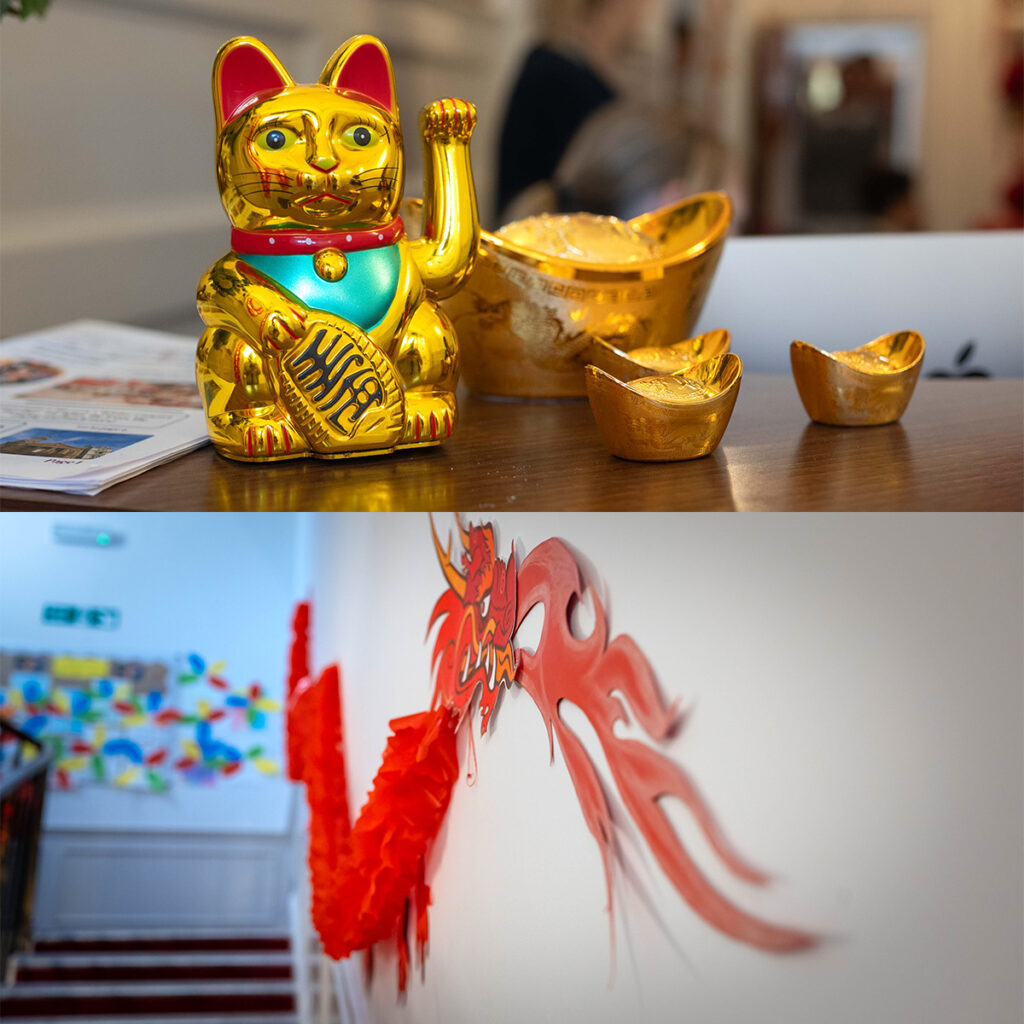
1,720,52,981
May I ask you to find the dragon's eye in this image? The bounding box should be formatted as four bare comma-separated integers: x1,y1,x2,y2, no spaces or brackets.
343,124,377,149
257,126,297,152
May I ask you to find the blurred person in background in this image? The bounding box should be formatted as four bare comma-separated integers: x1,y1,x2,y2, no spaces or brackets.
497,2,741,226
553,99,737,220
496,0,654,222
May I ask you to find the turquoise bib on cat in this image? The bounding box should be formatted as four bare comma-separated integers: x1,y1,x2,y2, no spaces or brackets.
240,245,401,331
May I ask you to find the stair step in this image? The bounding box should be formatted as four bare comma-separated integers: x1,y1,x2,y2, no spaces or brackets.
16,964,292,983
0,979,295,1017
19,953,293,969
32,937,290,954
0,1017,298,1024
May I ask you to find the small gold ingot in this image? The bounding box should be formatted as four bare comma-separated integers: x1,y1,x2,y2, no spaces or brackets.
434,192,732,398
587,329,730,381
791,331,925,426
585,352,742,462
313,248,348,281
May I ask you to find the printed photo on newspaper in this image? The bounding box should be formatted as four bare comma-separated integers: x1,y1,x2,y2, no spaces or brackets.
0,321,208,495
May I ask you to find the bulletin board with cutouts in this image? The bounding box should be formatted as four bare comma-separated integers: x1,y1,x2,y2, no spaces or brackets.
0,650,281,791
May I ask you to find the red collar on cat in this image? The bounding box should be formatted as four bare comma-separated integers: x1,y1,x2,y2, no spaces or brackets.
231,217,405,255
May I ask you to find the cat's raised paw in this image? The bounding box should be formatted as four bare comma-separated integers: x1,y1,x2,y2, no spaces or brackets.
420,98,477,143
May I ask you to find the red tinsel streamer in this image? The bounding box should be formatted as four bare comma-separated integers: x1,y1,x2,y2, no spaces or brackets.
302,664,352,949
286,601,311,782
322,707,459,981
285,596,458,992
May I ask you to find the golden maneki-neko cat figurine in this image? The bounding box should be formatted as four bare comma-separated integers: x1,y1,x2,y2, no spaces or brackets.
197,35,479,461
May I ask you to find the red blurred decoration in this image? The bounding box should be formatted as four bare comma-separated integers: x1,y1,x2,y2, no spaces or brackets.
288,516,817,995
286,601,311,782
287,605,457,993
300,663,351,956
515,538,818,954
323,707,458,991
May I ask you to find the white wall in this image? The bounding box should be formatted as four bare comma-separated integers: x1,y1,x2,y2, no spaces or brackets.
0,512,309,934
695,230,1024,376
309,512,1022,1024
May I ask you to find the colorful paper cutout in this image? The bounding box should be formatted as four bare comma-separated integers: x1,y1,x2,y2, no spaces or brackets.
0,650,282,790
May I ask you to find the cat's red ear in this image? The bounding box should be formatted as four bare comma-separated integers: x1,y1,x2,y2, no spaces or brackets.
320,35,397,117
213,37,294,131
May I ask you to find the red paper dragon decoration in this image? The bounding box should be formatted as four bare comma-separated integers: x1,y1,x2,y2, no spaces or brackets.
288,515,817,993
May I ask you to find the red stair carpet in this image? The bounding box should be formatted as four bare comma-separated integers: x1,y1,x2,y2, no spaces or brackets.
0,934,297,1024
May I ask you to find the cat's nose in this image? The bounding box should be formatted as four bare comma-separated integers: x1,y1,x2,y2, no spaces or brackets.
309,154,338,172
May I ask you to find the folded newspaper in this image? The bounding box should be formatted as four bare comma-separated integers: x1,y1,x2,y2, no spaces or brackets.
0,320,209,495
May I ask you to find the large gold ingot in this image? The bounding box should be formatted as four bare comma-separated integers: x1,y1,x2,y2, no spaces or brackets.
790,331,925,427
436,193,732,398
585,353,742,461
196,35,479,462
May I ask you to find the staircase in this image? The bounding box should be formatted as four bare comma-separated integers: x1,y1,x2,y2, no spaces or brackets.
0,935,297,1024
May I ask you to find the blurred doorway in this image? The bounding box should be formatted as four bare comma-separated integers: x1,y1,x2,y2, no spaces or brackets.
752,20,926,233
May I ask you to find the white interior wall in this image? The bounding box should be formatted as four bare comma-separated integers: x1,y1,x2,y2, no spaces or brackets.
309,512,1023,1024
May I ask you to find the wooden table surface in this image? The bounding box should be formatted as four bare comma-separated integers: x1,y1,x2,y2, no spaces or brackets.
2,376,1021,512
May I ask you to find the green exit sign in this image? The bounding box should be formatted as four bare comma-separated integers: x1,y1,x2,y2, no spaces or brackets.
43,605,121,630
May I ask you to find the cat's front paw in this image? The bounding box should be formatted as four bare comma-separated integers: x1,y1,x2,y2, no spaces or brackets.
420,98,477,143
208,409,310,462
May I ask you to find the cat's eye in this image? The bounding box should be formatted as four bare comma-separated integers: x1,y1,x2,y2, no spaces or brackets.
342,124,376,149
257,126,297,152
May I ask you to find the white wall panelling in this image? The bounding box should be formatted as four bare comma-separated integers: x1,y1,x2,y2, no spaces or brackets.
33,829,291,935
